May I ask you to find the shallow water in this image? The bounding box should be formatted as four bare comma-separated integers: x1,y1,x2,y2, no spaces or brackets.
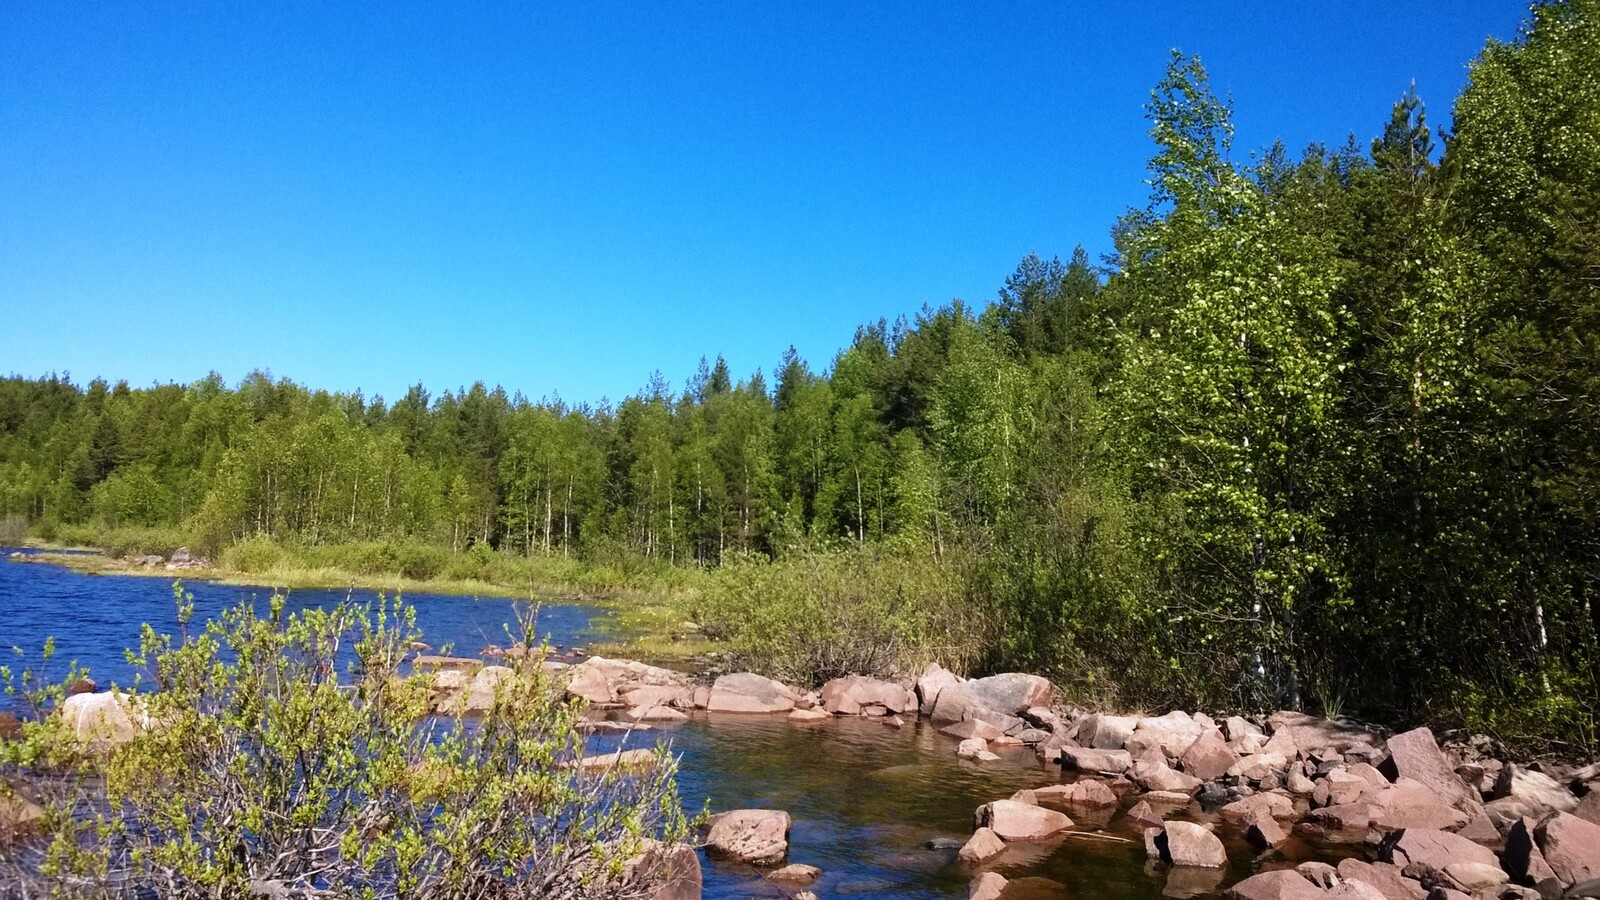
0,550,1355,898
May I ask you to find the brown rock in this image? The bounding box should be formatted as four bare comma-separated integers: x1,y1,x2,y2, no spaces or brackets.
1326,882,1389,900
1219,791,1296,823
1385,828,1499,872
1267,710,1381,756
768,863,822,885
1534,811,1600,886
1135,760,1204,794
570,748,657,772
975,799,1072,842
1223,869,1331,900
625,705,690,723
706,673,797,714
705,809,791,865
414,655,484,673
0,788,43,839
1126,799,1163,830
1439,862,1507,892
624,839,702,900
965,673,1054,716
819,675,916,715
1134,711,1207,758
1244,811,1289,848
1307,802,1377,831
621,685,694,710
786,708,831,723
1336,860,1427,900
958,738,993,761
943,719,1006,742
1315,768,1374,808
565,664,614,703
1077,713,1138,750
1572,790,1600,827
0,712,18,741
1154,821,1225,868
969,871,1008,900
1502,817,1559,888
1382,728,1483,815
958,826,1007,865
917,663,962,717
1032,780,1117,809
1180,729,1241,782
1298,862,1340,889
1060,746,1132,775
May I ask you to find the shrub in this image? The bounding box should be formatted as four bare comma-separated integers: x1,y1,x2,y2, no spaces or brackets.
219,533,287,573
696,548,995,684
0,513,26,545
0,587,694,898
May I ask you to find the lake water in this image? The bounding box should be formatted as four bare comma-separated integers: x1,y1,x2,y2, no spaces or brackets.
0,549,1347,898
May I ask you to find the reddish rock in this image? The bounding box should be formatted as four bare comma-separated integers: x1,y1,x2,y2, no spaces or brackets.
1381,727,1483,815
565,665,614,704
943,719,1006,742
1077,713,1138,750
706,673,797,714
1134,711,1207,758
1307,802,1377,831
1059,746,1132,775
1335,860,1424,900
1032,780,1117,809
705,809,791,865
1439,862,1507,893
1219,791,1296,823
1503,817,1560,889
1126,799,1163,830
1153,821,1225,868
1180,729,1241,782
624,840,702,900
1267,710,1381,756
1223,869,1331,900
965,673,1054,716
1326,881,1388,900
1534,811,1600,886
1244,811,1289,848
975,799,1072,842
622,685,693,710
1454,812,1500,846
1134,760,1203,794
916,663,962,717
958,826,1007,865
1385,827,1499,872
1231,752,1291,783
786,708,831,723
819,675,916,715
1315,769,1374,808
414,655,484,673
1572,790,1600,827
768,863,822,885
969,871,1008,900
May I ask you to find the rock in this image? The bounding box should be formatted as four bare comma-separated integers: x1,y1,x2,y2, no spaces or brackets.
705,809,791,866
625,705,690,723
1134,711,1207,758
1016,728,1050,744
1231,752,1291,783
970,871,1008,900
1132,749,1203,794
1439,862,1507,893
623,840,702,900
1288,769,1318,794
565,666,612,705
1181,729,1241,782
965,673,1054,716
1309,803,1378,831
786,708,831,724
1268,711,1381,757
1316,768,1376,808
0,788,43,839
1493,765,1579,817
1077,713,1139,750
1453,812,1500,846
415,655,484,674
0,712,19,742
621,685,694,710
943,719,1006,742
997,876,1068,898
1337,860,1426,900
570,749,657,772
1326,882,1389,900
1032,780,1117,809
917,663,962,716
1022,707,1061,731
1153,821,1226,868
1060,746,1132,775
1245,811,1289,848
1224,869,1331,900
1127,799,1163,830
925,837,965,851
1385,828,1500,872
1381,728,1483,815
768,863,822,885
820,675,916,715
1535,811,1600,886
706,673,796,714
1503,817,1559,886
1219,791,1296,823
930,682,986,723
1298,862,1340,889
1573,791,1600,827
1226,715,1264,742
59,691,145,746
884,715,906,728
458,665,514,713
958,826,1007,865
958,739,991,761
169,546,191,564
975,799,1072,842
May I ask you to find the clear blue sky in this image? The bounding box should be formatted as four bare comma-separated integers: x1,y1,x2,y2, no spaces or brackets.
1,2,1522,407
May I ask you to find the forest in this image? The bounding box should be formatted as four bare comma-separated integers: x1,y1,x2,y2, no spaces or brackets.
3,1,1597,751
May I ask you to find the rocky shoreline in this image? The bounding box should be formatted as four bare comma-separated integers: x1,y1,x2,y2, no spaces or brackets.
15,651,1600,900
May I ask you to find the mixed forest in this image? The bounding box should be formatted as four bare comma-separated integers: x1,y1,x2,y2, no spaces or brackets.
4,2,1598,750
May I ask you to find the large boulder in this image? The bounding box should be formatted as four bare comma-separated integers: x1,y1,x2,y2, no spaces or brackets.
1060,746,1132,775
1223,869,1330,900
1489,765,1579,820
1218,791,1295,823
819,675,915,715
706,673,797,714
1535,811,1600,886
1266,711,1381,757
705,809,791,865
975,799,1072,842
59,691,145,746
1381,727,1483,815
1076,713,1138,750
1335,860,1426,900
965,673,1053,715
623,840,703,900
1503,817,1561,889
1180,729,1240,782
958,826,1007,865
1384,827,1499,872
1132,711,1206,758
1151,821,1225,868
916,663,962,716
622,685,695,710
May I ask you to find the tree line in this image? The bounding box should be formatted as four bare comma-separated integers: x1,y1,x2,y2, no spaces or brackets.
3,0,1596,745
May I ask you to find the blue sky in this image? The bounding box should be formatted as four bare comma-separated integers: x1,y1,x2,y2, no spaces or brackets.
2,2,1522,407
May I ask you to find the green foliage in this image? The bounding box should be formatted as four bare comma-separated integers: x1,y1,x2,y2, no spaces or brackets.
0,588,693,898
696,549,993,684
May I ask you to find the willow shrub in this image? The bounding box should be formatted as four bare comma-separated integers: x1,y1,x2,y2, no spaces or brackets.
0,586,694,899
695,548,995,685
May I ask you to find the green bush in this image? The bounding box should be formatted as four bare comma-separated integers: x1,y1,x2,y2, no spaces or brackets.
219,534,287,573
0,588,694,898
0,513,26,545
697,548,994,684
